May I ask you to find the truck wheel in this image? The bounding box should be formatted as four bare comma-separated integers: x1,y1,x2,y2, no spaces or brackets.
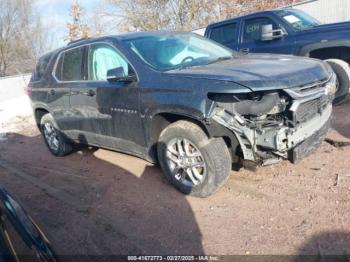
325,59,350,105
157,120,232,197
40,113,72,156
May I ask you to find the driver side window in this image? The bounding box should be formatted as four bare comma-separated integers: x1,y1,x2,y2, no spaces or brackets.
243,17,278,43
88,43,129,81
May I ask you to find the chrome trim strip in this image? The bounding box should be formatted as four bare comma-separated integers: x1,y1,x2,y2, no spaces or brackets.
284,73,334,99
286,73,335,113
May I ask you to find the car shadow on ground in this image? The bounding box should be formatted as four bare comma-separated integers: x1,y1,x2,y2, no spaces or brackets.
0,133,204,256
332,97,350,140
1,97,349,257
298,231,350,259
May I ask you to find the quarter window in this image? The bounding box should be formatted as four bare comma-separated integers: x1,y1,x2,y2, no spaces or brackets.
55,47,85,81
243,17,278,43
32,54,52,81
88,44,129,81
54,55,64,80
209,23,237,45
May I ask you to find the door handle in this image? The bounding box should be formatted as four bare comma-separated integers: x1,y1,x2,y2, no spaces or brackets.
240,48,250,53
48,89,56,95
83,89,95,96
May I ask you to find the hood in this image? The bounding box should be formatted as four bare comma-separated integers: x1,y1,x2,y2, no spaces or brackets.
165,54,331,92
306,21,350,33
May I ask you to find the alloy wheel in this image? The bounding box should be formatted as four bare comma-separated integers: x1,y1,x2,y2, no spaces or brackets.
43,122,59,152
165,138,206,187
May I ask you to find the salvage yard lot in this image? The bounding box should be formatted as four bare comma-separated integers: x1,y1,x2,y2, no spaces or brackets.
0,98,349,256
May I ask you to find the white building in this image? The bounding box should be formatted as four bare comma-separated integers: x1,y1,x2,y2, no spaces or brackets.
291,0,350,23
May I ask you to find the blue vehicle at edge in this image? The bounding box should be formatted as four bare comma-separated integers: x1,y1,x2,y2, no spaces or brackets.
205,8,350,104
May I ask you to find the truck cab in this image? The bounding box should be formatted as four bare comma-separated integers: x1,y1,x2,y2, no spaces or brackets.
205,10,297,54
205,9,350,104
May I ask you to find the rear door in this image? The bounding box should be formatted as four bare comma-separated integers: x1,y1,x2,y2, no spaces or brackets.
207,21,240,51
49,48,86,131
238,16,296,54
53,45,91,136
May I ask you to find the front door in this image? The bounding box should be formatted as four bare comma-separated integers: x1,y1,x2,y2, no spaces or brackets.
239,16,296,55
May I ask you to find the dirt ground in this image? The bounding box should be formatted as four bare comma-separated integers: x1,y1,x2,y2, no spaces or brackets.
0,99,350,257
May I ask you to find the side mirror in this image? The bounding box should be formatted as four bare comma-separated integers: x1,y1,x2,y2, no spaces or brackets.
107,67,126,82
261,24,286,41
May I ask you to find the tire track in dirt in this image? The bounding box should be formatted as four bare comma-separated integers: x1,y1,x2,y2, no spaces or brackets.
0,158,88,212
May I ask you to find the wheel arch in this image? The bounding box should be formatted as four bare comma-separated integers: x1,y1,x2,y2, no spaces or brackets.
33,106,50,130
147,112,239,163
300,41,350,63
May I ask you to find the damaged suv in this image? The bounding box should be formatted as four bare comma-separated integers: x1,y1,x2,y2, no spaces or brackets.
28,32,336,197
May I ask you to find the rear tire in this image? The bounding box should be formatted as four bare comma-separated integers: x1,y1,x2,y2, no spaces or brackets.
157,120,232,197
40,113,72,156
325,59,350,105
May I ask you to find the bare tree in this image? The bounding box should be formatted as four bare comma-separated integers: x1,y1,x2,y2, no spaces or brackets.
103,0,301,32
15,16,54,74
0,0,21,76
168,0,214,30
217,0,298,19
66,1,91,42
104,0,211,31
104,0,170,31
0,0,51,76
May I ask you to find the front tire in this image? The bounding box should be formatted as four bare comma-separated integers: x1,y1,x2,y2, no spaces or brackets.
325,59,350,105
40,113,72,156
157,120,232,197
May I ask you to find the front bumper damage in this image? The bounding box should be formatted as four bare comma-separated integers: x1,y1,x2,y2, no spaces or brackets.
212,104,331,164
211,79,334,165
289,114,331,163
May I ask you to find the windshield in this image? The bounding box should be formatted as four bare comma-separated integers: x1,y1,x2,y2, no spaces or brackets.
123,33,233,71
276,9,321,31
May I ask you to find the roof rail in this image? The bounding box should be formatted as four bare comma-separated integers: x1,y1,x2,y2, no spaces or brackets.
67,38,90,46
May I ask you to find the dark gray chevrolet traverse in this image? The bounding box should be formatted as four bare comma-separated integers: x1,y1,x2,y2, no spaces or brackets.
27,32,336,197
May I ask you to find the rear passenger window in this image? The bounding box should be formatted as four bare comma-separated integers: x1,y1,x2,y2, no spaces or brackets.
209,23,237,45
55,47,84,81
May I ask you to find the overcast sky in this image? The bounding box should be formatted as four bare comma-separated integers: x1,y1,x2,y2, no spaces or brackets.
34,0,102,48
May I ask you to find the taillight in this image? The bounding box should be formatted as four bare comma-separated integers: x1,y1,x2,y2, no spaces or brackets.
24,86,32,95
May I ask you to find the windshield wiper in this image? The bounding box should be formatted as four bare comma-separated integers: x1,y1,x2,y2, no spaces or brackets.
176,57,211,70
207,56,233,65
177,63,194,70
172,56,233,71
